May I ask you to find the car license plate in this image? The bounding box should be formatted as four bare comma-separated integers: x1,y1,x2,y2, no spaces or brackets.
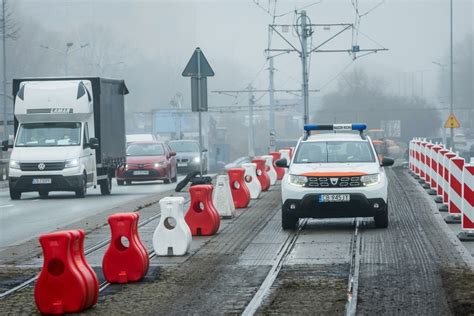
133,170,149,175
178,163,187,167
319,194,350,203
32,178,52,184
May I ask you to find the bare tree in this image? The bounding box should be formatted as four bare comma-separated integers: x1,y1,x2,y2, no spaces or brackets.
0,0,19,40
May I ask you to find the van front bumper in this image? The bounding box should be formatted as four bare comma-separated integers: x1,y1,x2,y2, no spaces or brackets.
9,175,83,192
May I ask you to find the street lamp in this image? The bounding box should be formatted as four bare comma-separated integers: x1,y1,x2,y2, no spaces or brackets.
40,42,90,76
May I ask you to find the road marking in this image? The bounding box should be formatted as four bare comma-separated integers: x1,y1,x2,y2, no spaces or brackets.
0,204,13,208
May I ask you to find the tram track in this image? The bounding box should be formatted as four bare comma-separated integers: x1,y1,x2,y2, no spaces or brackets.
0,198,191,300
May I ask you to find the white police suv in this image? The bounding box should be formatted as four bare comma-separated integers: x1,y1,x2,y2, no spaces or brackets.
275,124,394,229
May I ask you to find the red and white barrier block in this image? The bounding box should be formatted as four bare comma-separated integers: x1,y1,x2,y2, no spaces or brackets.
428,144,442,195
445,156,465,223
439,150,456,212
458,164,474,241
435,147,450,204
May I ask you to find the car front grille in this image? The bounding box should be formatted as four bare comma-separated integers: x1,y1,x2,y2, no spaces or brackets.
178,158,189,163
20,162,65,171
306,176,363,188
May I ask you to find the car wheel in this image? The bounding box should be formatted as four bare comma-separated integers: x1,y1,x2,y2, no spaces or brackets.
75,174,87,198
39,190,49,198
374,205,389,228
10,188,21,200
100,176,112,195
117,180,124,186
282,206,298,230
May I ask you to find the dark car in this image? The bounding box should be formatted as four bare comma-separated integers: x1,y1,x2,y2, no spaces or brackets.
116,141,177,184
168,140,207,174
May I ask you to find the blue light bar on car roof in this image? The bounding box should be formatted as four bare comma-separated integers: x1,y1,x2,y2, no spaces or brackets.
304,123,367,132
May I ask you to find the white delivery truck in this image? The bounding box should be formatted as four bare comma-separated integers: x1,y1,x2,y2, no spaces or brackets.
3,77,128,200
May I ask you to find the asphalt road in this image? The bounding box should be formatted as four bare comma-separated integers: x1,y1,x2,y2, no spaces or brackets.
0,178,183,249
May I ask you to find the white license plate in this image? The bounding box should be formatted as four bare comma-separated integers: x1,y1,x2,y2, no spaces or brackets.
32,178,52,184
133,170,149,175
178,163,187,167
319,194,350,203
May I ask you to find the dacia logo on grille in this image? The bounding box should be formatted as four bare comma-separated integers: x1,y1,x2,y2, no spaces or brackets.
330,177,338,185
38,163,46,171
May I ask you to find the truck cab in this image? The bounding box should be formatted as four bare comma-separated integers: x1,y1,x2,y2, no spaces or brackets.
5,78,127,200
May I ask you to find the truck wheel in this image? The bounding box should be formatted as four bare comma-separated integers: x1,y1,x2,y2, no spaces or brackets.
282,206,298,230
39,191,49,198
100,176,112,195
374,206,389,228
117,180,124,186
10,188,21,200
75,175,87,198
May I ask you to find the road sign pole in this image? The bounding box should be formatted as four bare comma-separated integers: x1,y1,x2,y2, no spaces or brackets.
197,49,204,176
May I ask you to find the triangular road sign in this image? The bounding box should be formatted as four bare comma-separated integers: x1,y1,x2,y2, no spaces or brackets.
182,47,215,77
444,112,460,128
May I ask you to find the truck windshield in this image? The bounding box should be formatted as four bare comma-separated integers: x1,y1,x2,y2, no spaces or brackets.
169,141,200,152
127,143,164,156
15,122,82,147
294,141,375,163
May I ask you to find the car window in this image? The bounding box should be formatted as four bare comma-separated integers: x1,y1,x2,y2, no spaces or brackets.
169,141,200,152
127,143,164,156
294,141,375,163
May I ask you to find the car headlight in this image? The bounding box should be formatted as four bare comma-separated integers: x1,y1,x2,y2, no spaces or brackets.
9,160,20,169
361,173,381,186
288,174,308,187
154,162,165,168
65,158,79,168
192,157,200,163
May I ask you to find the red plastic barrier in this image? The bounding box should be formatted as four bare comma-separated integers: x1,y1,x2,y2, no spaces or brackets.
102,213,149,283
35,230,98,314
185,184,220,236
227,168,251,208
269,152,285,180
252,158,270,191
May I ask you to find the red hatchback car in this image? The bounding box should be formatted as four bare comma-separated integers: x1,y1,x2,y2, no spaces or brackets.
116,141,178,185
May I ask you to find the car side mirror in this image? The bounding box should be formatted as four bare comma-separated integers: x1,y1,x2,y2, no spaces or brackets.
381,157,394,167
275,158,289,168
2,140,12,151
169,151,177,157
88,137,99,150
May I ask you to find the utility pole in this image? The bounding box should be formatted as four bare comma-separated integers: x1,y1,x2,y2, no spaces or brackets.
449,0,455,151
247,85,256,157
300,11,310,124
2,0,7,142
266,12,387,125
268,57,276,151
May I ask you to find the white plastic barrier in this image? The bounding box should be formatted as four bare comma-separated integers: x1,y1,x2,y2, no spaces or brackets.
242,163,262,199
212,175,235,218
262,155,277,185
279,149,291,175
153,196,192,256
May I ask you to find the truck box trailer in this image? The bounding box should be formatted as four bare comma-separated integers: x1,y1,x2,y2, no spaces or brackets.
4,77,128,199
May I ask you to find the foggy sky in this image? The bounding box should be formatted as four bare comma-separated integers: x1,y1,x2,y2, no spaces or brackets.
13,0,474,110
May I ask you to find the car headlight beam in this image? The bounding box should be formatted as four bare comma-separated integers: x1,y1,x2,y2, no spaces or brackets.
288,174,308,187
361,173,381,186
65,158,79,168
9,159,20,169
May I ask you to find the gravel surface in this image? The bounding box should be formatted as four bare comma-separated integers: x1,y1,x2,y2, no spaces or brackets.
356,168,471,315
256,264,348,315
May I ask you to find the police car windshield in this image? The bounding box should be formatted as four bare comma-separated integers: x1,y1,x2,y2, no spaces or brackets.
294,141,375,163
15,122,81,147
